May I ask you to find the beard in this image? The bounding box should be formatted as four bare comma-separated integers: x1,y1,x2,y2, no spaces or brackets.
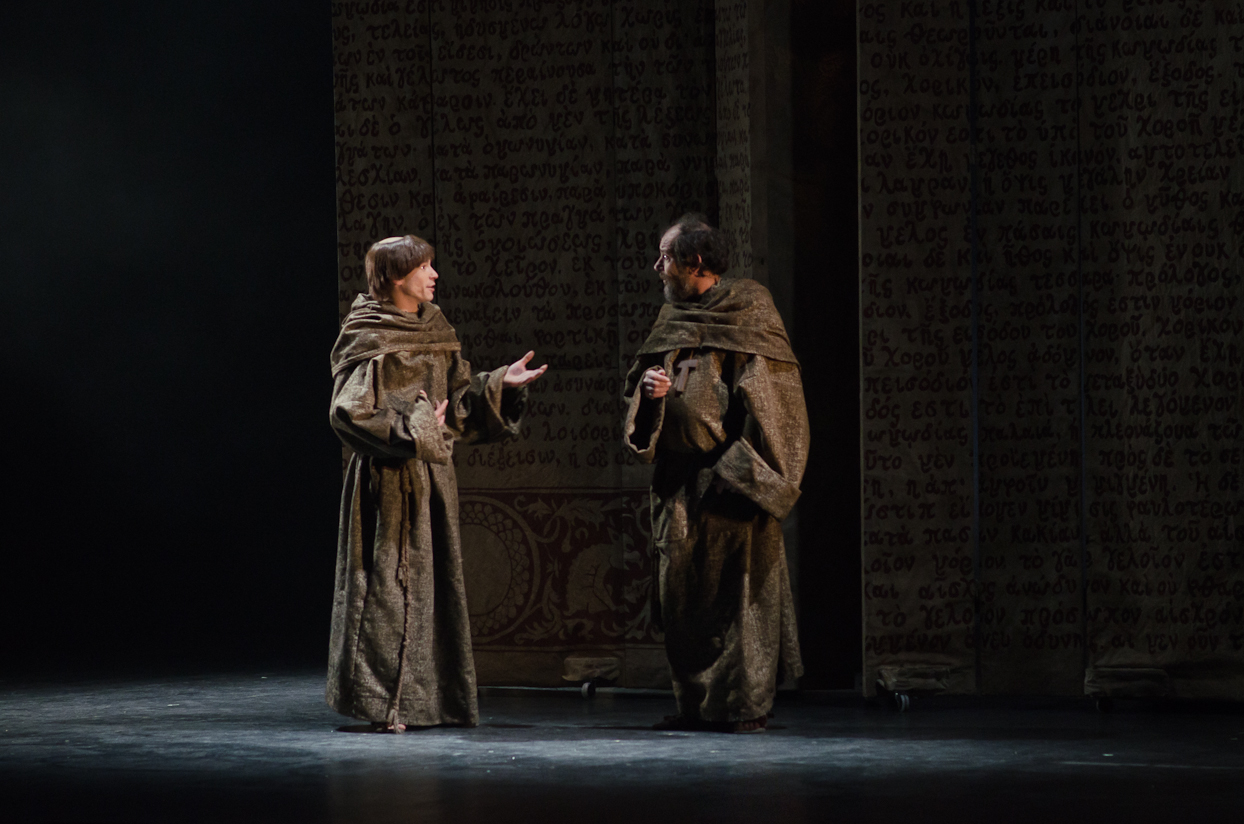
662,270,697,303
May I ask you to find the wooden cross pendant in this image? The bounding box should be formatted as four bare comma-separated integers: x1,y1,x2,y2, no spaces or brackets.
672,357,699,395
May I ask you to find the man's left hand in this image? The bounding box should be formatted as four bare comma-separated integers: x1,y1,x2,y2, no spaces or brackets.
503,351,548,388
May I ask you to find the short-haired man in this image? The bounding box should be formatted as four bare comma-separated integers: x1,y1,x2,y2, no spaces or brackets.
328,235,545,731
623,215,808,732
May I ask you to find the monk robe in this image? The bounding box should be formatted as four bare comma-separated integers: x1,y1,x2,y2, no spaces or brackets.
623,278,808,723
327,293,525,728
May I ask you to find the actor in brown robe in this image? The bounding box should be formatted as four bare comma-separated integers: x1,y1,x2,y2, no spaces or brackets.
328,235,545,731
623,216,808,732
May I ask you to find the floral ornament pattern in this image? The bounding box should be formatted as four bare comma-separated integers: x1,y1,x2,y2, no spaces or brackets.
459,497,541,642
458,490,660,648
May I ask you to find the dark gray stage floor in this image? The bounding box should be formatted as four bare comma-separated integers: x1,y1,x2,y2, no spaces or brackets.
2,671,1243,823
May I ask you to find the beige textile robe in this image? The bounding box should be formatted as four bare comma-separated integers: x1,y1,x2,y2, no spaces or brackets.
623,279,808,722
328,294,524,728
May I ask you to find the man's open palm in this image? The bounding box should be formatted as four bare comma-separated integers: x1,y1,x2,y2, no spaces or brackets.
503,351,548,388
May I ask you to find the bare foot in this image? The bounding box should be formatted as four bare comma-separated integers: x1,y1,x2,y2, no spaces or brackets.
371,721,406,734
334,722,407,734
730,716,768,734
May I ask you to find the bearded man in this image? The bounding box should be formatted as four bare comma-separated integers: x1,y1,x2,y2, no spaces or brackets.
328,234,546,731
623,214,808,732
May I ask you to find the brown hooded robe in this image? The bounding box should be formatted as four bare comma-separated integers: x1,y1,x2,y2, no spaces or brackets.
328,293,524,728
623,278,808,723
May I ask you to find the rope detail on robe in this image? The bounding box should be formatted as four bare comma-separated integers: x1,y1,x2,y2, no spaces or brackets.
386,462,417,730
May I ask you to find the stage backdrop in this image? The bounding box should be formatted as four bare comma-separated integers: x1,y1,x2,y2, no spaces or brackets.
331,0,784,687
860,0,1244,698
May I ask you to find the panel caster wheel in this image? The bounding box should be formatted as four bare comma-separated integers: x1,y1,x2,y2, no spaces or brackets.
1095,697,1114,714
581,680,597,699
893,692,911,712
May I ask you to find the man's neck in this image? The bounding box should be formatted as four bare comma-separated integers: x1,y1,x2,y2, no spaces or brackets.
389,292,424,313
687,272,721,297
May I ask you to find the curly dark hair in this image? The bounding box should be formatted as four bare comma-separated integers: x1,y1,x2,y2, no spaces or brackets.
667,213,731,275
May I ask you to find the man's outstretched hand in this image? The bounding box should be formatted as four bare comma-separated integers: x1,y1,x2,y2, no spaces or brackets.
503,351,548,388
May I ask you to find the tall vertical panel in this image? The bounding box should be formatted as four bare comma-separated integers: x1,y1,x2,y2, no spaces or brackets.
332,1,721,688
858,1,976,695
427,0,632,685
332,3,436,322
610,1,718,363
428,0,620,491
860,0,1244,698
1081,1,1244,699
974,4,1083,693
717,0,754,275
605,2,716,685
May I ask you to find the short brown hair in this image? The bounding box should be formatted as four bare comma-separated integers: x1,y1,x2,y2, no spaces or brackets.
365,235,434,300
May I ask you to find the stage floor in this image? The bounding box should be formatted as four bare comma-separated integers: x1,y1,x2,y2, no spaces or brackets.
2,671,1243,823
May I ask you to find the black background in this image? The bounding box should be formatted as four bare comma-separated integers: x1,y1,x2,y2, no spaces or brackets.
0,1,860,685
1,2,340,674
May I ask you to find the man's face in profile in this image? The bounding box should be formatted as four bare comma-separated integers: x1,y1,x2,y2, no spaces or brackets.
655,227,696,302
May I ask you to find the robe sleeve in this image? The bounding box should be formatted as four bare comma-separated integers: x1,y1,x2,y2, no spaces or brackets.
621,356,666,463
445,354,526,445
329,354,452,464
712,355,808,520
